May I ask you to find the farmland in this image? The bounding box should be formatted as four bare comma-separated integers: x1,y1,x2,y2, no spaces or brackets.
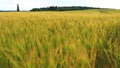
0,10,120,68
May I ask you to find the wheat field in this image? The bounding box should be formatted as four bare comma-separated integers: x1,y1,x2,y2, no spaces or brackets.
0,10,120,68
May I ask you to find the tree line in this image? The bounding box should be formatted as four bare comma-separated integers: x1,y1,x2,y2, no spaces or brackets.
30,6,101,11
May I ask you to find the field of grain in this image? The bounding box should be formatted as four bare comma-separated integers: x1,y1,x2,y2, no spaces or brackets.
0,10,120,68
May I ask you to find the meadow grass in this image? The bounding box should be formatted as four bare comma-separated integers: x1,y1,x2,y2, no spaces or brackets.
0,10,120,68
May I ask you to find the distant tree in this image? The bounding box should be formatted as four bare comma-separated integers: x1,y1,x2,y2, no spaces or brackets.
49,6,58,11
30,6,102,11
17,4,20,11
30,8,41,11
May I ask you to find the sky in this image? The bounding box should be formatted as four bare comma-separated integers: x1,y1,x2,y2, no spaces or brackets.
0,0,120,10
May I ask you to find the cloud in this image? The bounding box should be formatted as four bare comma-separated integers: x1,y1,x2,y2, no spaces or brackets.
13,0,52,10
83,0,120,9
0,0,16,10
12,0,87,10
0,0,120,10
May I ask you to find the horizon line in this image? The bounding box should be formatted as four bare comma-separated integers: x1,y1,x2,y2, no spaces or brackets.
0,5,120,11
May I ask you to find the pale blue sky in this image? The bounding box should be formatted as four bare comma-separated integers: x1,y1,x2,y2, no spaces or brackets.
0,0,120,10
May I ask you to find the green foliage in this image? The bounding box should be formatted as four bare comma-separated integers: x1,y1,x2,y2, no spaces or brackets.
30,8,41,11
17,4,20,12
30,6,100,11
